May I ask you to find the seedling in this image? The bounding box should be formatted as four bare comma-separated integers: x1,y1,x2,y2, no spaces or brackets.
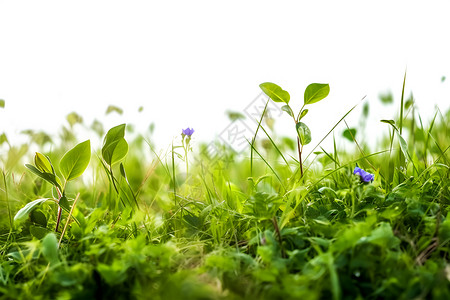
15,140,91,232
259,82,330,177
100,123,138,212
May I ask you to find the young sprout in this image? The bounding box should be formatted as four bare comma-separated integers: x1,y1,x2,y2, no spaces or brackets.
259,82,330,178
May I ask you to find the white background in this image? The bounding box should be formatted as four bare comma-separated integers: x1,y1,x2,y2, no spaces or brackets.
1,1,449,152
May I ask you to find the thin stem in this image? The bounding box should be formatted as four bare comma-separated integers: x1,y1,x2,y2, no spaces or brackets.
250,98,270,176
55,206,62,232
171,142,177,206
183,139,189,179
110,166,119,194
297,137,303,178
58,193,80,248
296,104,306,122
55,186,63,232
271,216,286,258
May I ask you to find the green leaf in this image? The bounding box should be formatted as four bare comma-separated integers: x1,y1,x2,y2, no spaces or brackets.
41,233,60,265
102,124,129,166
120,163,127,178
30,225,51,239
30,210,47,227
259,82,290,104
0,99,4,108
281,105,294,118
66,112,83,127
396,132,410,162
362,102,369,118
59,196,71,212
106,105,124,115
404,94,414,110
296,122,312,145
226,110,245,121
60,140,91,182
362,223,400,249
298,109,309,121
304,83,330,105
379,92,393,104
342,128,357,142
0,133,8,145
14,198,54,225
380,119,398,131
34,152,54,174
25,164,62,190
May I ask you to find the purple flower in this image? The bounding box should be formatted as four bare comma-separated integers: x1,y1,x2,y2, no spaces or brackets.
182,127,194,137
353,166,374,183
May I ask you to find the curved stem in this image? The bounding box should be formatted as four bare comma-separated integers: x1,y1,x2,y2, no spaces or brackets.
296,104,306,122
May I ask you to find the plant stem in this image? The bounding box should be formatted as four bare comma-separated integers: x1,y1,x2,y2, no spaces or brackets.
297,136,303,178
271,216,286,258
55,187,63,232
58,193,80,248
250,98,270,177
184,141,189,179
55,207,62,232
172,142,177,206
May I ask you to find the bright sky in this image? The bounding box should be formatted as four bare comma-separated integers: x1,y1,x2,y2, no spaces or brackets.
1,1,449,152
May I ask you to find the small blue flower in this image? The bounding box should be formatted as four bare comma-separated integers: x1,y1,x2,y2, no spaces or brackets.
182,127,194,137
353,166,374,183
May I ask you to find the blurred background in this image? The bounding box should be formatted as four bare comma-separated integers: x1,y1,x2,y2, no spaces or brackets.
1,0,449,152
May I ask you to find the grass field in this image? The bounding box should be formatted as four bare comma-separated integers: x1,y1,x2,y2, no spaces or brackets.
1,81,449,299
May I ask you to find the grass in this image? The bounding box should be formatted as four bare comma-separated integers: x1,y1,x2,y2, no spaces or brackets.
0,90,449,299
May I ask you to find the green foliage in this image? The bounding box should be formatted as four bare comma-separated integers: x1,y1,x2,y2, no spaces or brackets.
342,128,357,142
296,122,311,145
304,83,330,105
102,124,128,166
13,198,54,225
106,105,124,115
60,140,91,182
25,164,62,191
259,82,290,104
41,233,60,265
66,112,83,127
1,85,450,299
259,81,330,177
379,91,394,104
34,152,53,174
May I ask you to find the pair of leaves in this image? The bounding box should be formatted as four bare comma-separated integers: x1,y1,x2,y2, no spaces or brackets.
26,140,91,189
281,106,309,120
102,124,128,166
259,82,330,106
260,82,329,147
